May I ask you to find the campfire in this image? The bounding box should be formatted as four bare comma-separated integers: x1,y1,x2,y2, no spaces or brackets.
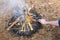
6,6,43,36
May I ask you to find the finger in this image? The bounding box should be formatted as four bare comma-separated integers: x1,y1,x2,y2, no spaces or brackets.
37,19,41,22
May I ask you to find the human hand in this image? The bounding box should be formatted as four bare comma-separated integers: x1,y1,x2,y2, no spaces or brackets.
38,19,47,25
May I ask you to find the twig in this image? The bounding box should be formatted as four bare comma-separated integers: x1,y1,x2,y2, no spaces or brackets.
21,22,26,31
28,22,33,30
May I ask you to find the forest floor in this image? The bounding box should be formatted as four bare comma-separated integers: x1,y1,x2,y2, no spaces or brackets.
0,0,60,40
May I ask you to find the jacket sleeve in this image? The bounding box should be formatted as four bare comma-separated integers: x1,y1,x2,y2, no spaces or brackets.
58,20,60,26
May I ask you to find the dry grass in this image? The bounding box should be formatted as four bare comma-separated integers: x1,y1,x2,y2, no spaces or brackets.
0,0,60,40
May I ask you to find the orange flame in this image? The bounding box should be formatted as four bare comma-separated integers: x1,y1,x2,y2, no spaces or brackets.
26,16,32,23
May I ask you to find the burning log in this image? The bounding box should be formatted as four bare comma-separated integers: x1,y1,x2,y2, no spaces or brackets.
26,15,34,30
6,17,20,31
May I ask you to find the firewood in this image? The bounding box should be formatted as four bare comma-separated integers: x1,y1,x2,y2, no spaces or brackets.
28,22,33,30
21,22,26,31
7,5,34,31
6,17,20,31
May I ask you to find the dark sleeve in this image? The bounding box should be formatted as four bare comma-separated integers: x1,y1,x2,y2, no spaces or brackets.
58,20,60,26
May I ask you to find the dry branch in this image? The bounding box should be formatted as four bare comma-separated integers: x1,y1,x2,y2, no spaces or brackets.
28,22,33,30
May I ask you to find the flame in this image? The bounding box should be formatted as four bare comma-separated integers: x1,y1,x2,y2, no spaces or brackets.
26,16,33,30
26,16,32,23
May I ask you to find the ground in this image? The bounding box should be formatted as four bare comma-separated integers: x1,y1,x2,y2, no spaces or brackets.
0,0,60,40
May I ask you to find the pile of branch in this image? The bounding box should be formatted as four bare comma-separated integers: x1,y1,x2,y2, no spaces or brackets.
6,5,34,31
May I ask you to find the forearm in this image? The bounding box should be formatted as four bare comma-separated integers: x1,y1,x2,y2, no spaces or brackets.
46,20,60,26
38,19,60,26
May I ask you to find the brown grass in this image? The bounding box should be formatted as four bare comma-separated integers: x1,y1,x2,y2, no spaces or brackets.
0,0,60,40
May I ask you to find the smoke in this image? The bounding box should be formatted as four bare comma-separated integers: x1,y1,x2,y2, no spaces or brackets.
0,0,28,19
8,0,28,9
0,0,8,15
8,0,29,20
8,0,28,15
